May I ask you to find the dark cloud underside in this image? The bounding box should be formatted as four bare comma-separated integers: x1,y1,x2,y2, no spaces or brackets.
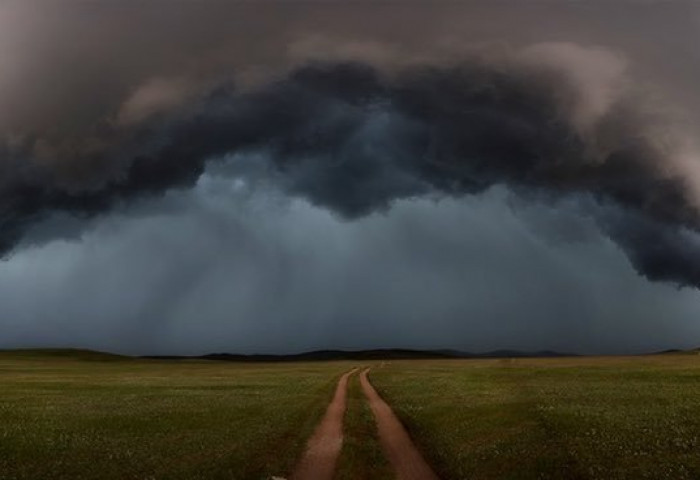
1,1,700,353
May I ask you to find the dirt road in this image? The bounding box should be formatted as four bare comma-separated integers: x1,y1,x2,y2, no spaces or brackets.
360,368,440,480
290,369,355,480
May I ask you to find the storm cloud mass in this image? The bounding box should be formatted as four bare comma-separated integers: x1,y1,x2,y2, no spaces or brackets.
2,1,700,354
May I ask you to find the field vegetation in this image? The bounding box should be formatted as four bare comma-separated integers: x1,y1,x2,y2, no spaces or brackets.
4,350,700,479
371,354,700,480
0,350,351,480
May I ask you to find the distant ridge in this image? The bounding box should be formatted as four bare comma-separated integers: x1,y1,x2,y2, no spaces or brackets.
654,347,700,355
142,348,577,362
7,347,700,362
10,347,700,361
0,348,128,361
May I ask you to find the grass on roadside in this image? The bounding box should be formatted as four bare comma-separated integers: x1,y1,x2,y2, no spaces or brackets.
335,369,393,480
371,356,700,480
0,351,352,480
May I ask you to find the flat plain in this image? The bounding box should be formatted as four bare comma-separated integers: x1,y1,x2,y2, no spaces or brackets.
370,354,700,480
0,350,352,480
2,350,700,479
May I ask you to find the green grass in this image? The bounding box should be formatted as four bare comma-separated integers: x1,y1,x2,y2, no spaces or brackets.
370,355,700,480
5,351,700,480
336,370,393,480
0,351,353,480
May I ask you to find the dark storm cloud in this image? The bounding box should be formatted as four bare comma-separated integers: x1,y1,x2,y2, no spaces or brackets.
4,182,700,356
3,53,700,288
2,0,700,353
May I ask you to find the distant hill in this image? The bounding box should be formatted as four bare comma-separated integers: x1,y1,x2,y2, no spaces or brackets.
8,346,700,362
0,348,128,361
654,347,700,355
144,348,453,362
0,347,588,362
143,348,576,362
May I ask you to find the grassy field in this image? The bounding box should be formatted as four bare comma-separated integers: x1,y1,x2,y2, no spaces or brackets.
0,350,352,480
4,350,700,480
371,355,700,480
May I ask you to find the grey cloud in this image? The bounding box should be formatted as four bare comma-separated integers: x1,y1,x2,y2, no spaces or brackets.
3,54,700,288
1,1,700,353
2,180,700,355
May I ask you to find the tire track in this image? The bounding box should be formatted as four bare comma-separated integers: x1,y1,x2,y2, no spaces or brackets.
360,368,440,480
290,369,356,480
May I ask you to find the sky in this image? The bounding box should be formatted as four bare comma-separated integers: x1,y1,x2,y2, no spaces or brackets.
2,1,700,355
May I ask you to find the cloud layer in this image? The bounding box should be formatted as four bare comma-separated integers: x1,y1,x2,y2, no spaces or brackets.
4,176,700,355
4,48,700,287
2,1,700,353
